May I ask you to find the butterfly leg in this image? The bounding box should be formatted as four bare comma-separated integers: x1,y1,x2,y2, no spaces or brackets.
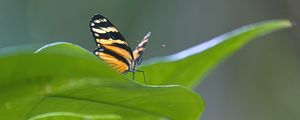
121,72,130,81
132,71,135,81
136,70,147,84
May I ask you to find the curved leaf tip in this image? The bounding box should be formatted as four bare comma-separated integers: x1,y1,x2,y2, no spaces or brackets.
145,19,292,64
140,19,292,87
35,42,78,53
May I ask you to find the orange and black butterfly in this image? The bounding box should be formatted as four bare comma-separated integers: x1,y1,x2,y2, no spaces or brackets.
89,14,150,80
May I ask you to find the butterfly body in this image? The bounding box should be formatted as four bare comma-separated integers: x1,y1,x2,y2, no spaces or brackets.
89,14,150,74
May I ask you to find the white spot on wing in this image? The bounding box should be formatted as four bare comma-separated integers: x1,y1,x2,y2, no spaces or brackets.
111,27,118,32
100,27,118,32
94,20,101,23
92,28,106,33
90,23,95,26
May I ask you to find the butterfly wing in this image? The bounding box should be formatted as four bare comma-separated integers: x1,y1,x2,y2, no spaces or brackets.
89,14,134,73
133,32,151,65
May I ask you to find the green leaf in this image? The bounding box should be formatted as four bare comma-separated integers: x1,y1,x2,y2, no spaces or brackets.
0,44,204,120
138,19,292,87
0,19,291,120
35,42,96,60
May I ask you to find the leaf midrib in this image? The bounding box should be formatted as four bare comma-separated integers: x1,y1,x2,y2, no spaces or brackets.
30,95,170,120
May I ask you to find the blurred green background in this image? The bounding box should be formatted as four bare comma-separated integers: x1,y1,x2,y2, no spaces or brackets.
0,0,299,120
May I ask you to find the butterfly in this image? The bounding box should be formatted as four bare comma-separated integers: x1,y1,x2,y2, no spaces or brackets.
89,14,150,80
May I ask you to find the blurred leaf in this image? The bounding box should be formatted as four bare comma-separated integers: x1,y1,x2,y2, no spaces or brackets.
138,20,292,87
0,44,204,120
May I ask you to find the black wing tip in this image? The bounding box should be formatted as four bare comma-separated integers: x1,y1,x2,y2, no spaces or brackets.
89,14,112,27
91,14,107,20
89,14,107,28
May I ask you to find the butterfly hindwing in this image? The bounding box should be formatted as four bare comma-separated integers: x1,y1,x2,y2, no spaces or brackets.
94,48,129,73
89,14,134,73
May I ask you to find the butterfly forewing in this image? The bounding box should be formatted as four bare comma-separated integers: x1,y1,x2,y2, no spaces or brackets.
90,14,134,73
